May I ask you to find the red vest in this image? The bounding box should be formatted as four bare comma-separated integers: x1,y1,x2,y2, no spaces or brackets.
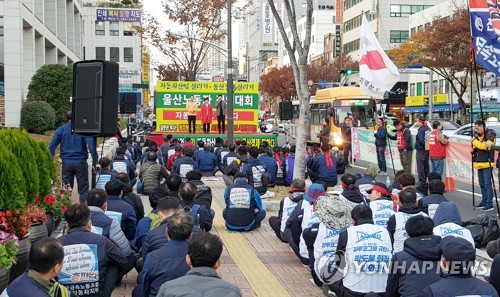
397,130,406,150
429,130,446,158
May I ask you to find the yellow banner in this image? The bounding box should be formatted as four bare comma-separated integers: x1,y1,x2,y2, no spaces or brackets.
142,51,150,83
143,89,150,105
406,94,447,106
156,81,259,94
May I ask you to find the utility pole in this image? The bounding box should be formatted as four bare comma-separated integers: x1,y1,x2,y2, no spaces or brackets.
227,0,234,144
246,42,250,81
428,70,434,119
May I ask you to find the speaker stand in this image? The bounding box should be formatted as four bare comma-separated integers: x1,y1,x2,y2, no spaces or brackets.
91,137,98,189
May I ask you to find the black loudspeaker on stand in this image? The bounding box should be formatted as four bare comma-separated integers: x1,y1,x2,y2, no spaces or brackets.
120,93,137,114
279,101,293,121
71,60,119,190
72,60,119,137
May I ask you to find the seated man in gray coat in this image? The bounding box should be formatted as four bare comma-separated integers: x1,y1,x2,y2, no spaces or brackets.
157,233,242,297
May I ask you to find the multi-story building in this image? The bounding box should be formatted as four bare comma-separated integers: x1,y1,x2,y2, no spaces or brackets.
281,7,337,67
82,5,143,108
405,0,470,121
2,0,83,127
245,0,280,82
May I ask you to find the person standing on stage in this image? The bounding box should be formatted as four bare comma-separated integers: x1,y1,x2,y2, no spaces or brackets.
216,94,227,134
201,97,213,134
186,96,198,134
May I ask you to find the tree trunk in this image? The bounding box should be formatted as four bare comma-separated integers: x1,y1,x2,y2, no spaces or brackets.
292,64,310,179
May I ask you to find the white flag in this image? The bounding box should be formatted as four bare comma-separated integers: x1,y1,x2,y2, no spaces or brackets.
359,15,400,98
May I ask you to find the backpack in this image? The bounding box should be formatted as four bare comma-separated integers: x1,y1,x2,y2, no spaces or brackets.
251,163,272,186
183,204,201,227
147,213,161,230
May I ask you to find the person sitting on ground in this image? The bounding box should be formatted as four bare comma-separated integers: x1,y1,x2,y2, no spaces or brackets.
356,163,380,201
421,237,498,297
104,179,137,241
173,148,198,182
140,197,181,260
387,190,428,253
421,179,449,218
58,204,128,297
166,145,183,173
1,238,70,297
216,140,230,173
141,143,164,166
287,183,326,265
164,174,182,199
386,215,442,297
223,146,248,187
182,137,195,150
116,172,145,222
311,144,338,188
223,172,266,231
268,179,306,243
281,145,297,187
193,140,205,161
273,146,286,186
388,170,407,195
258,147,278,187
306,195,353,287
339,174,365,207
134,213,194,297
87,188,132,255
241,146,269,195
135,187,168,250
178,181,213,232
213,137,223,158
111,146,137,185
197,145,218,176
186,169,214,211
326,205,393,297
221,143,237,173
140,151,169,195
398,173,425,201
367,182,396,228
96,157,118,189
433,202,474,247
156,233,242,297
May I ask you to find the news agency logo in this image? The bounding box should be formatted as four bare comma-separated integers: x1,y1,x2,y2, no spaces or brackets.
377,203,393,211
440,227,464,236
356,231,383,243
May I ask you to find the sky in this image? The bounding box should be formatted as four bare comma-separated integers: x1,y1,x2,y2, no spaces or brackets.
142,0,242,65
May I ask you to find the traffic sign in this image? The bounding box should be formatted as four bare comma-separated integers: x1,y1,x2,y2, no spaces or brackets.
308,80,314,87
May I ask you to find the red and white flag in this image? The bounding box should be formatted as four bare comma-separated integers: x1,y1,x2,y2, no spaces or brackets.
359,15,400,98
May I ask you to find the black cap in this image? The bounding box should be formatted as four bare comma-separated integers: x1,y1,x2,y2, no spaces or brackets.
441,236,475,262
366,182,390,196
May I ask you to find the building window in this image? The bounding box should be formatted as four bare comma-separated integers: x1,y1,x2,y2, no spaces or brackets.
423,81,429,95
390,30,409,43
390,5,433,17
344,12,376,33
409,83,415,96
110,47,119,62
95,21,105,35
343,39,360,53
124,48,133,62
417,82,422,96
332,16,336,23
96,47,105,60
123,22,133,36
312,35,315,43
109,22,119,36
344,0,363,10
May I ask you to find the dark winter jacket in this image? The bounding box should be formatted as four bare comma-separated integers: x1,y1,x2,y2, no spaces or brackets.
197,150,217,172
386,235,442,297
49,122,94,164
140,240,190,297
341,123,352,143
374,124,388,147
311,153,338,184
421,194,449,217
179,200,213,232
258,154,278,182
340,187,365,205
106,195,137,240
89,206,131,255
422,275,498,297
140,161,169,195
242,158,268,194
416,125,431,151
222,151,238,172
58,228,127,296
432,202,462,226
135,210,157,250
172,157,198,177
189,180,213,210
122,184,145,222
282,153,296,186
223,179,263,230
224,155,248,177
111,155,136,179
3,273,72,297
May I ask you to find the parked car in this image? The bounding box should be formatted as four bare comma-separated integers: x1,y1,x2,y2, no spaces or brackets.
448,122,500,143
409,120,460,136
260,119,275,133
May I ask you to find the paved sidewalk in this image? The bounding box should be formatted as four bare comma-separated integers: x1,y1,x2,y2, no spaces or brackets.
112,176,323,297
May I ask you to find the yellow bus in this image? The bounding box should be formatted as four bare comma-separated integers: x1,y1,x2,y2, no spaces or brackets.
309,86,377,147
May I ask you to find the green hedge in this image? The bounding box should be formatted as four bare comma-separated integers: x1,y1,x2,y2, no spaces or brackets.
0,143,26,210
20,101,56,134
